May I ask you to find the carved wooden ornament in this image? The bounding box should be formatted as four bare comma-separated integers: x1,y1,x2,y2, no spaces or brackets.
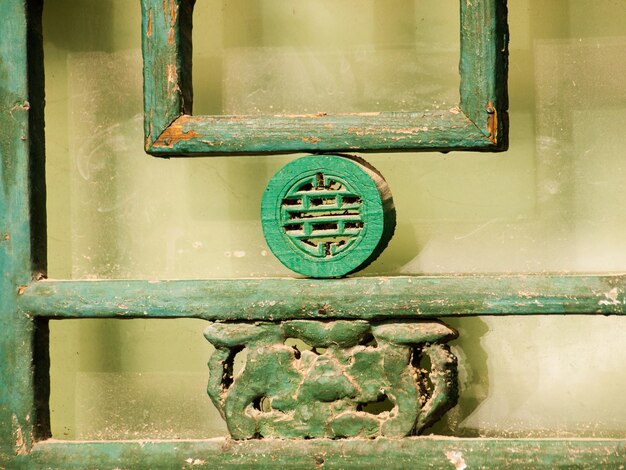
204,320,458,439
261,155,395,278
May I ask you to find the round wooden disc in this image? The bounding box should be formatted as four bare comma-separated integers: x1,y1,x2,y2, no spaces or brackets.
261,155,395,278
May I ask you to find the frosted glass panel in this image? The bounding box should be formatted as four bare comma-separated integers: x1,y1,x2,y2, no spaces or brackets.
192,0,460,115
50,319,227,439
45,1,626,280
44,0,626,440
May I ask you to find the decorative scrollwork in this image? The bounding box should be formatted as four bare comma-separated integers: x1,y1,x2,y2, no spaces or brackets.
204,320,458,439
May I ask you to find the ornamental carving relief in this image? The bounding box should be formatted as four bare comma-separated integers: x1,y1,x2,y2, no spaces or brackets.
204,320,458,439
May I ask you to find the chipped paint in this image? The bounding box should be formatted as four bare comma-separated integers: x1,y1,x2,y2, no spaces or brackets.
166,63,179,97
486,100,498,144
13,415,27,456
167,0,178,45
153,116,201,148
146,8,152,37
445,450,467,470
599,287,621,306
9,101,30,116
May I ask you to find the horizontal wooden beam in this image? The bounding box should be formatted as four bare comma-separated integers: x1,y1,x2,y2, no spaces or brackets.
17,275,626,320
148,111,497,156
15,437,626,468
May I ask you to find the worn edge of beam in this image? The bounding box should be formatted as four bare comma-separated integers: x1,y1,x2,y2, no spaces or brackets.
9,437,626,469
146,111,497,156
17,275,626,320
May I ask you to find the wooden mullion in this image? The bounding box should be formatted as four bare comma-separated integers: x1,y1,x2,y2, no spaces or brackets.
459,0,509,148
0,0,48,458
18,275,626,321
141,0,193,150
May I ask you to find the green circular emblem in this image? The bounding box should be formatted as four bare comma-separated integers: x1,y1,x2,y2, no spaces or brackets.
261,155,395,278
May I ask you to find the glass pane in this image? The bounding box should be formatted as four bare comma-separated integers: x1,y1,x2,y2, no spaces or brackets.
44,0,626,439
49,317,626,439
45,1,626,280
192,0,460,115
49,319,226,439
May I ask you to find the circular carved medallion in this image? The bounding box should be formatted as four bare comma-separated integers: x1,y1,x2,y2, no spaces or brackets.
261,155,395,278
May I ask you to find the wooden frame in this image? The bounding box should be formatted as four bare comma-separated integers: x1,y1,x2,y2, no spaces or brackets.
3,0,626,467
141,0,509,156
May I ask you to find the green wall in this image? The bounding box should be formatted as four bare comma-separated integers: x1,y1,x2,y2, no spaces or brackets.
44,0,626,438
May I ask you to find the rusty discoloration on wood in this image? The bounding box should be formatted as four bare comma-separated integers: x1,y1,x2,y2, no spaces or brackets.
166,0,177,45
146,8,152,37
153,115,200,148
486,100,498,144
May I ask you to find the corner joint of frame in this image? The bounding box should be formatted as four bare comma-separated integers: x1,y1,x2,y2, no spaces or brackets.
460,104,508,152
145,114,189,157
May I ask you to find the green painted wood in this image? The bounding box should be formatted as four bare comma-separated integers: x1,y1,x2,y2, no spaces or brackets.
0,0,49,460
12,438,626,469
141,0,194,150
460,0,509,148
204,320,457,438
141,0,508,156
261,156,395,278
18,275,626,320
147,111,494,156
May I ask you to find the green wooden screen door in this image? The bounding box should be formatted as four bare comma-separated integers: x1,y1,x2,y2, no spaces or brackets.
2,0,626,467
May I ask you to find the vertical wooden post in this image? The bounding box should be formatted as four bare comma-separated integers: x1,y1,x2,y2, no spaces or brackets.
0,0,49,459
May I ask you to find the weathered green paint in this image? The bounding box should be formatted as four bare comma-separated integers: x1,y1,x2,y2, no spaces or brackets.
18,275,626,321
141,0,509,156
141,0,194,150
1,1,625,467
460,0,509,147
204,320,457,439
262,156,395,278
0,0,49,461
12,438,626,469
147,110,497,156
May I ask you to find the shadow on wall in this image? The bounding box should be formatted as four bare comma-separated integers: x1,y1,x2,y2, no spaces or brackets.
429,317,490,437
